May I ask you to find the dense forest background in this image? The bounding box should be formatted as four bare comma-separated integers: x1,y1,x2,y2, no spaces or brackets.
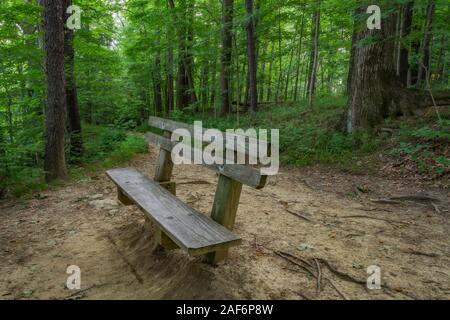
0,0,449,197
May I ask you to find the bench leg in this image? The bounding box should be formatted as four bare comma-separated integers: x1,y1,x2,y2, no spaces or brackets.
204,175,243,265
117,188,134,206
155,228,179,250
159,181,176,196
156,180,178,251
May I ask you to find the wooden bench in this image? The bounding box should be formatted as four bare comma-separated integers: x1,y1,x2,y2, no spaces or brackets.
106,116,269,264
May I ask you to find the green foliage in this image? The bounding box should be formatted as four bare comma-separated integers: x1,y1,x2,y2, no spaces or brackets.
390,119,450,176
1,0,449,197
0,124,148,197
171,96,380,167
81,124,147,166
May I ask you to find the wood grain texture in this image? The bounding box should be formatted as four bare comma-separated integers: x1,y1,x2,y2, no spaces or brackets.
205,174,243,264
106,168,242,256
145,132,267,189
148,116,269,158
153,131,174,183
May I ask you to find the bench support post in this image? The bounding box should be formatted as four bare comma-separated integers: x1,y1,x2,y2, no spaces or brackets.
205,174,243,264
159,181,176,196
117,189,134,206
153,131,178,250
155,229,179,250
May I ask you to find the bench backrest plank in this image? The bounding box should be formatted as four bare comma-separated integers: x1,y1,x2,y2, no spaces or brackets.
149,116,269,160
145,132,267,189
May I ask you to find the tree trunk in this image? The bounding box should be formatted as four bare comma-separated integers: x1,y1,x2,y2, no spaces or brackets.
200,60,209,112
166,0,175,113
307,0,320,108
398,1,414,86
220,0,234,115
185,0,198,108
154,2,163,115
169,0,190,110
258,45,267,102
275,4,282,102
284,42,295,101
346,3,418,133
266,43,274,101
43,0,68,181
293,10,306,102
62,0,83,162
245,0,258,113
416,0,436,88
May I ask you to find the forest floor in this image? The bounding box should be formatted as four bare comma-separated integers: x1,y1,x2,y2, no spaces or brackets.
0,145,449,300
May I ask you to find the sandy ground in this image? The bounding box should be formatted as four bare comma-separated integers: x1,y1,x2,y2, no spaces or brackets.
0,145,449,300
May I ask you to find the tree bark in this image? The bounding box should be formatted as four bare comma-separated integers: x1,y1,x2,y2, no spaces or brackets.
266,43,274,101
245,0,258,113
398,1,414,86
43,0,68,181
62,0,83,162
169,0,191,110
416,0,436,88
154,1,163,115
307,0,320,108
220,0,234,115
293,10,306,102
345,3,418,133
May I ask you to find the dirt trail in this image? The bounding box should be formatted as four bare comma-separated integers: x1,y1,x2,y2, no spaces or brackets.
1,146,449,300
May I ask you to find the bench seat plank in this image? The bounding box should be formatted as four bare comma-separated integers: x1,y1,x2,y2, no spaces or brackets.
106,168,242,256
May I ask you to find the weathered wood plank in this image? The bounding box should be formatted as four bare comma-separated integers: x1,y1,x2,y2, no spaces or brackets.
144,132,267,189
106,168,242,256
154,131,174,183
148,116,269,159
205,174,243,264
153,131,176,248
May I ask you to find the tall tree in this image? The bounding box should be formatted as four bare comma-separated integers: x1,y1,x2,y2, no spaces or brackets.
220,0,234,115
306,0,321,108
62,0,83,162
245,0,258,113
398,1,414,86
416,0,436,87
166,0,175,113
43,0,68,181
293,9,306,101
346,2,417,132
169,0,191,110
154,0,163,115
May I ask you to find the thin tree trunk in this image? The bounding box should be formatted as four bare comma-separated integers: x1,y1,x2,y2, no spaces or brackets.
293,10,306,102
43,0,68,181
200,60,209,112
245,0,258,112
275,4,282,102
166,0,175,113
154,2,163,115
416,0,436,87
284,41,296,101
266,43,274,101
169,0,190,110
185,1,198,107
307,0,320,108
399,1,414,86
258,45,267,102
220,0,234,115
435,35,446,82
